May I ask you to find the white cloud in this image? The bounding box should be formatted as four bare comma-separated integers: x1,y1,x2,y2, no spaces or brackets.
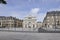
48,8,60,12
29,8,40,16
30,8,40,13
10,12,20,18
28,0,32,2
27,8,46,22
9,11,28,19
37,13,46,22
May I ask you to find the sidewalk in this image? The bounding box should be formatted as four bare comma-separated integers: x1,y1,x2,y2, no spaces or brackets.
0,28,38,33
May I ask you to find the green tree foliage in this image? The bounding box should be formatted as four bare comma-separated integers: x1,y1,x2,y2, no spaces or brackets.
0,0,7,4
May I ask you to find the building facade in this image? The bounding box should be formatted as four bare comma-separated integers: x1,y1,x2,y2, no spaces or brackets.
43,11,60,28
0,15,43,31
37,22,42,28
0,16,23,28
23,15,37,31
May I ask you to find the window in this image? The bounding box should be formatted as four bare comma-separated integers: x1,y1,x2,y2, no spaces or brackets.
29,22,31,23
28,17,32,19
45,24,47,26
28,26,31,28
0,22,1,25
25,24,27,28
28,22,31,26
57,21,60,25
28,22,31,28
33,24,35,28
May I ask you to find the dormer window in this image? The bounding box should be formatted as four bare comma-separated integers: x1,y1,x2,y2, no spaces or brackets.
28,17,32,19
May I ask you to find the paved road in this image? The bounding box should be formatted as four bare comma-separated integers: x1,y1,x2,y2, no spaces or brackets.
0,31,60,40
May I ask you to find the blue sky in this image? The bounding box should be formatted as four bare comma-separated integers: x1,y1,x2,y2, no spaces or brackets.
0,0,60,22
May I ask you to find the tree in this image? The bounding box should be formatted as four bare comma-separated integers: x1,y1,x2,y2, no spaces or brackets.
0,0,7,4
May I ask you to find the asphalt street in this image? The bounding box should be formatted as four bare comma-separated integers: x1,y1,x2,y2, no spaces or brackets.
0,31,60,40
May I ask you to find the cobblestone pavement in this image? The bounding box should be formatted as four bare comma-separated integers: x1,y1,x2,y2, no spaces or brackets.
0,31,60,40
